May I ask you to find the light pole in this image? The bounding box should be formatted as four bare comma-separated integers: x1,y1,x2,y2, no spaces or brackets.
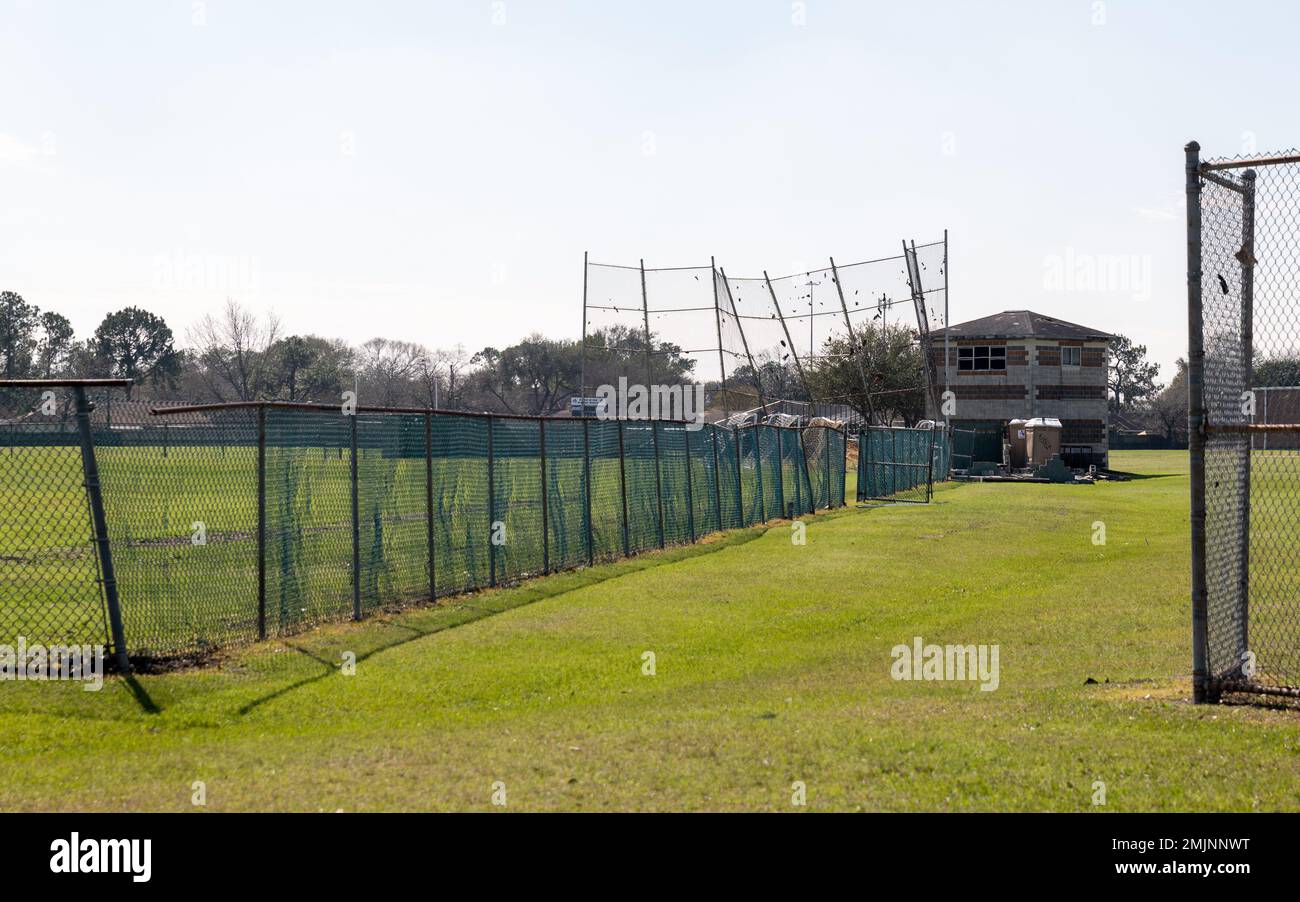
802,277,822,362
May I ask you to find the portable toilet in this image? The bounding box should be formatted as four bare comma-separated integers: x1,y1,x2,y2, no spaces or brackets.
1007,419,1029,468
1024,417,1062,466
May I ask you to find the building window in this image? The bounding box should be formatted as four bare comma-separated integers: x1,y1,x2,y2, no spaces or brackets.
1061,346,1081,367
958,345,1006,371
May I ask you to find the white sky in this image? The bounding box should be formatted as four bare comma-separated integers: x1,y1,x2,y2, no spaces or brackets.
2,0,1295,380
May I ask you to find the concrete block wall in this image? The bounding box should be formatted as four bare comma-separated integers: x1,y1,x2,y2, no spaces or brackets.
928,337,1109,464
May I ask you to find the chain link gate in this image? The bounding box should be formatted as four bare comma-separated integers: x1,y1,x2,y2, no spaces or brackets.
856,425,941,503
1187,140,1300,702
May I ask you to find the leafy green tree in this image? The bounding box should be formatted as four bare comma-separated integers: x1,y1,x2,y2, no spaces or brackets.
472,334,583,415
93,307,179,397
579,325,696,394
728,353,808,405
0,290,39,379
1108,334,1160,411
1149,357,1188,444
266,335,353,402
807,324,925,426
34,311,75,378
1252,354,1300,387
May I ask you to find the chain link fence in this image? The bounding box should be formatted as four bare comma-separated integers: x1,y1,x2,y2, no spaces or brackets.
2,390,847,663
1187,140,1300,702
0,415,109,649
856,425,948,503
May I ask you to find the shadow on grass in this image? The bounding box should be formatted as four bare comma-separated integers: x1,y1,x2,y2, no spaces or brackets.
122,675,161,715
1103,470,1181,481
235,524,772,716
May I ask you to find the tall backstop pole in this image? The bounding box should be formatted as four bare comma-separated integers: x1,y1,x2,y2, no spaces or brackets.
764,270,815,409
718,268,768,416
580,250,589,399
1185,140,1210,704
711,257,731,420
943,229,951,424
828,257,877,425
640,259,653,390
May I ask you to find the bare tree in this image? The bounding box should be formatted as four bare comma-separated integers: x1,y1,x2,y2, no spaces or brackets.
356,337,427,407
186,298,282,401
413,344,470,409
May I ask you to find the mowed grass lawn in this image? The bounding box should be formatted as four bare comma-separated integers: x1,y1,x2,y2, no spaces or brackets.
2,450,1298,811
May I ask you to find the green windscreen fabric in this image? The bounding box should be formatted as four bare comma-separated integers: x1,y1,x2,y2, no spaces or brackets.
100,408,260,656
857,426,936,502
25,409,847,660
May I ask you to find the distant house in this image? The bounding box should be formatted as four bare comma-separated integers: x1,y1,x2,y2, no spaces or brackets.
928,310,1114,467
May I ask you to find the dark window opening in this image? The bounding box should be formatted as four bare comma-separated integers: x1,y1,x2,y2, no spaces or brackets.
958,345,1006,372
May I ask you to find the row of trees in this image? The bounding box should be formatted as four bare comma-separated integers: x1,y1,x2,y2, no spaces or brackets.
18,287,1281,436
1109,337,1300,445
0,293,704,418
0,290,180,389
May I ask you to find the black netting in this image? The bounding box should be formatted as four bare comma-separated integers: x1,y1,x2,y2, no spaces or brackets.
106,408,261,655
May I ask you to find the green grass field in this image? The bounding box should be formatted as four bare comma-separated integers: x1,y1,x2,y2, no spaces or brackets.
2,449,1297,811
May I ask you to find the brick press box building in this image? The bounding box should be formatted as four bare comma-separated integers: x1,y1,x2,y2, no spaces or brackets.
927,310,1114,467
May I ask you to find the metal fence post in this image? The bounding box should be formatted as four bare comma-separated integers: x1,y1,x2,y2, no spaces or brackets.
797,428,809,514
790,431,800,514
257,404,267,639
775,427,787,518
754,426,767,523
1239,168,1256,663
825,428,832,507
651,420,665,548
733,426,744,526
487,415,497,586
1186,140,1210,703
617,419,630,556
892,428,898,496
926,426,936,503
539,419,550,574
73,386,130,672
425,411,436,600
840,430,848,507
683,425,695,542
583,417,594,565
710,426,723,533
350,412,361,621
857,431,865,502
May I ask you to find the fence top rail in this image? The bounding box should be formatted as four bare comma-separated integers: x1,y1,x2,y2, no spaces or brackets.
0,378,133,388
148,400,575,420
146,400,843,435
1207,422,1300,434
1201,151,1300,172
146,400,766,429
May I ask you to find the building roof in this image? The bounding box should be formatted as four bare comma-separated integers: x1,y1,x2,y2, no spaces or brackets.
931,310,1115,341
